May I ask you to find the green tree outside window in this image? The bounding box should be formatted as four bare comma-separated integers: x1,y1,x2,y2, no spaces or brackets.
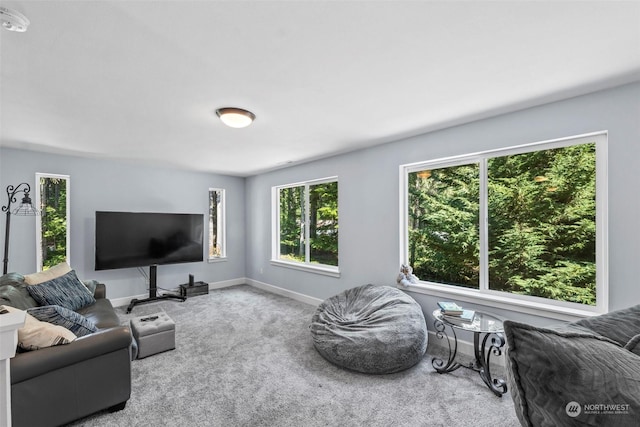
37,175,69,270
407,142,597,305
278,180,338,267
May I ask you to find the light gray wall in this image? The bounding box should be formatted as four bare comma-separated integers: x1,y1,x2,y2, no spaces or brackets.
0,149,246,299
2,83,638,325
245,82,640,326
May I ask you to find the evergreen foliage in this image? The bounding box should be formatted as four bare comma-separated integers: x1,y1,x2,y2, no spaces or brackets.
408,143,596,305
279,182,338,266
39,177,67,270
208,190,222,257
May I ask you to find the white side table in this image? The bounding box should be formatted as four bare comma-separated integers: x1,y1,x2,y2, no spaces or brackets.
0,310,26,427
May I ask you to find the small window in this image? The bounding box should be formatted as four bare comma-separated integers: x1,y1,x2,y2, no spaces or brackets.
35,173,70,271
273,177,339,274
208,188,226,260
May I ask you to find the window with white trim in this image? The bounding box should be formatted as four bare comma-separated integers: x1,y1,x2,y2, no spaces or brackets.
35,173,70,271
208,188,226,260
401,133,607,313
273,177,339,274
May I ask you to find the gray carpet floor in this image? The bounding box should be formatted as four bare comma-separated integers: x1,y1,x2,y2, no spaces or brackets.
69,285,520,427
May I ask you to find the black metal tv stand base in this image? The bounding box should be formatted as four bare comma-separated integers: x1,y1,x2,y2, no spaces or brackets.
126,294,185,314
126,265,186,314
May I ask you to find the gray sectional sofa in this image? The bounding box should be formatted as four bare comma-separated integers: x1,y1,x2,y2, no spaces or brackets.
0,272,132,427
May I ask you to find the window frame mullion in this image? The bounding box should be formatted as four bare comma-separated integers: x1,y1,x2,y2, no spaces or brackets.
479,159,489,291
304,183,311,264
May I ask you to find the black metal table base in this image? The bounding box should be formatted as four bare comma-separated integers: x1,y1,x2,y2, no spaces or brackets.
431,320,508,397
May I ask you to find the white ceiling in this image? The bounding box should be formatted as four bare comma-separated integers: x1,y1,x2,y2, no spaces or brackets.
1,1,639,177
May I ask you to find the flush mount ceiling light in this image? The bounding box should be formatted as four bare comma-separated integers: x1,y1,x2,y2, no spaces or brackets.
0,7,30,32
215,108,255,128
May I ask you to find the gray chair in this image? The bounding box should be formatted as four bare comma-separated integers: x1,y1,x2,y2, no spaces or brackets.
504,304,640,427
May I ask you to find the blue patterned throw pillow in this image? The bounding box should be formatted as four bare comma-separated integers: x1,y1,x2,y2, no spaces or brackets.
27,305,98,337
26,270,96,311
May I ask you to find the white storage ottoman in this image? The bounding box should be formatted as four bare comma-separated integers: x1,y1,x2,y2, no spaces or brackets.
130,312,176,359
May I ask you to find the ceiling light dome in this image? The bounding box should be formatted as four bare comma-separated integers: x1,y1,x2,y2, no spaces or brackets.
216,107,255,128
0,7,29,32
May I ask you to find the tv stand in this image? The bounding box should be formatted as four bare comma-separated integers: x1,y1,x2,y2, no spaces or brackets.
126,265,186,313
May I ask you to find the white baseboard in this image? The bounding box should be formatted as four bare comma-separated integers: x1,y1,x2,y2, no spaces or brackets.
242,280,503,367
241,279,504,367
110,293,148,308
108,278,243,308
110,278,322,308
209,278,245,290
245,278,324,306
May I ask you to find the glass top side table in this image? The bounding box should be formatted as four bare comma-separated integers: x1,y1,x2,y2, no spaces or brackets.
432,309,508,397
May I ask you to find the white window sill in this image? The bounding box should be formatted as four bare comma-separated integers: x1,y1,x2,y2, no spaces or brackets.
400,281,605,322
208,257,228,263
270,259,340,278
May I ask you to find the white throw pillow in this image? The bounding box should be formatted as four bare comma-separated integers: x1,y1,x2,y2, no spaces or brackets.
1,305,76,350
23,262,72,285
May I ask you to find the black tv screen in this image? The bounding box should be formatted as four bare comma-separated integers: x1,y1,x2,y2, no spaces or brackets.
95,211,204,271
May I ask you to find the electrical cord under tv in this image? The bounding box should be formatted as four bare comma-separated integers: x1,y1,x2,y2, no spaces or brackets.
136,269,179,294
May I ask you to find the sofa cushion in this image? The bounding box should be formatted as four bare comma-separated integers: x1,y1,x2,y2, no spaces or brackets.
1,305,76,350
0,272,25,284
23,262,72,285
0,273,39,309
26,270,96,311
504,320,640,427
27,305,98,337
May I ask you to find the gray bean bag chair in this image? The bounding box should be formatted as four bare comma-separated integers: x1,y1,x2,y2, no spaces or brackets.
310,284,427,374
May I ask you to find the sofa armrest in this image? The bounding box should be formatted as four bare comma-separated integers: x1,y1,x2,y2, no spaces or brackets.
94,283,107,299
10,325,131,384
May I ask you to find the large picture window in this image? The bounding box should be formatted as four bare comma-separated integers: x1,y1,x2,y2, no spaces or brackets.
35,173,70,271
401,132,607,314
273,177,339,275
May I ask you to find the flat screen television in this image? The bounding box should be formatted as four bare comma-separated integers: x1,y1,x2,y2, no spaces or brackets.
95,211,204,271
